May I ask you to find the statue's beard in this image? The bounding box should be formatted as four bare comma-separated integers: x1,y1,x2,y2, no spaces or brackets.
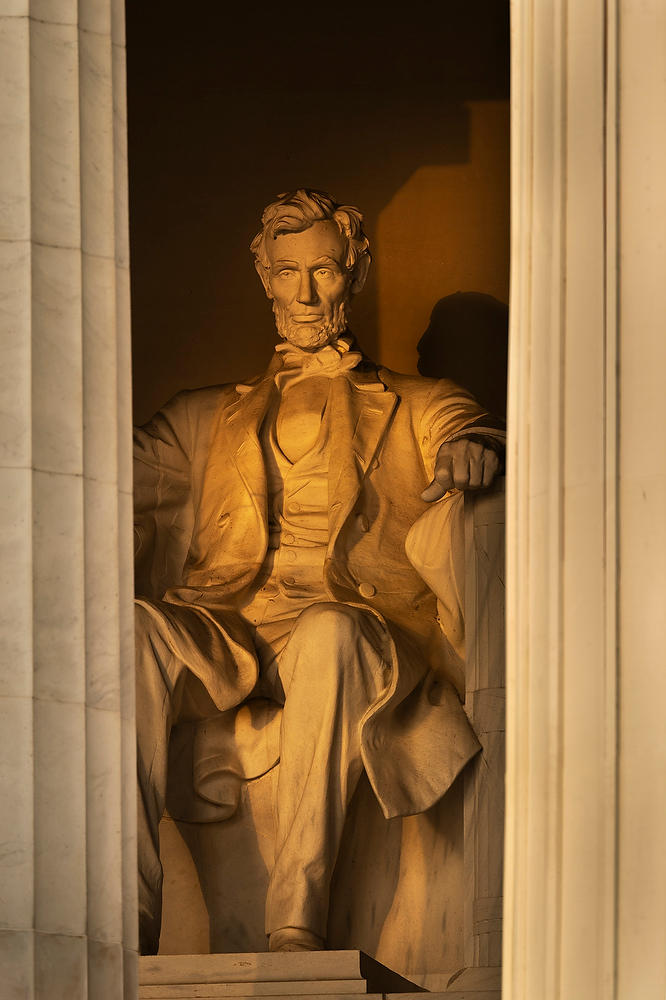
273,299,350,350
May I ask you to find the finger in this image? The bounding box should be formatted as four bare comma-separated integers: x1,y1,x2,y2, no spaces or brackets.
420,479,447,502
452,455,472,490
432,453,455,491
467,454,483,489
421,453,455,501
482,449,500,487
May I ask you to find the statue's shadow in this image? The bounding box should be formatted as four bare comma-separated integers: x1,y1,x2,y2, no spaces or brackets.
417,291,508,422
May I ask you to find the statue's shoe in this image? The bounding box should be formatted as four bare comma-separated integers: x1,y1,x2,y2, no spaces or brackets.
268,927,325,952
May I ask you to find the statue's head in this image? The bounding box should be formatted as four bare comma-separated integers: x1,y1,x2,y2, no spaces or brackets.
251,189,371,350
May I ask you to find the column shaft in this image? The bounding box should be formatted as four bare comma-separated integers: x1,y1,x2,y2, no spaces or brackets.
0,1,135,997
506,0,666,997
505,0,618,997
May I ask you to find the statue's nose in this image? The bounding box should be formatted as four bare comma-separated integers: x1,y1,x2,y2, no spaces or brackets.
296,271,317,305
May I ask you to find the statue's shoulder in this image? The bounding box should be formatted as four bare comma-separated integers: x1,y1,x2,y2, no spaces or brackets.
377,367,459,402
176,379,247,408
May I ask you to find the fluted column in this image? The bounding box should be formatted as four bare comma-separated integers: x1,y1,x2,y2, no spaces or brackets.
0,0,136,997
505,1,666,998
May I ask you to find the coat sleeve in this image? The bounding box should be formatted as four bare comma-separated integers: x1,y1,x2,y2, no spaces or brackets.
417,378,506,481
134,392,195,600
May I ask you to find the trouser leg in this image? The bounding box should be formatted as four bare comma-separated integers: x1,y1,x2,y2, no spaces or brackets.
265,603,389,940
135,601,190,955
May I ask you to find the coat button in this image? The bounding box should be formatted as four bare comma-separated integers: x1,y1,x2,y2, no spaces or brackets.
359,582,376,598
356,513,369,533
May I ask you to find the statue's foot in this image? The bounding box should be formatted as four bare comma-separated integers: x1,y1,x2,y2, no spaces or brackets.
268,927,325,952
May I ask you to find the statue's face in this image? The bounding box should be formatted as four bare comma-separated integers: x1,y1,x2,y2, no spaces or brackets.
262,220,352,350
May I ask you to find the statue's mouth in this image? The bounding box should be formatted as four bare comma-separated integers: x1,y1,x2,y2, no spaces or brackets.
290,314,324,324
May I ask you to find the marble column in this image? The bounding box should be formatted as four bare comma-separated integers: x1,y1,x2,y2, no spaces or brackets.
0,0,136,997
505,1,666,997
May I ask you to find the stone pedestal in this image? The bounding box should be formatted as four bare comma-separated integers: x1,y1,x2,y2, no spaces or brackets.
139,952,424,999
139,952,502,999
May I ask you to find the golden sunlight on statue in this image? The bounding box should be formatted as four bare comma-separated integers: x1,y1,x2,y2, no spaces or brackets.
133,190,504,955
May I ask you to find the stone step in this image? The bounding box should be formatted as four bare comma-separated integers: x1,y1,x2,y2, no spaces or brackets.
139,951,426,998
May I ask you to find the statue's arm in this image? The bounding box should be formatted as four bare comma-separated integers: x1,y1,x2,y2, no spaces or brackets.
133,391,195,599
417,379,505,503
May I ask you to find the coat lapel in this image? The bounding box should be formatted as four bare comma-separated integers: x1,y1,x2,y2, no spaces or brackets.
327,366,397,550
223,373,277,503
199,370,278,571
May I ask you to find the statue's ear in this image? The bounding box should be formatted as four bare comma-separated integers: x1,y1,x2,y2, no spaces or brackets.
350,254,371,295
255,259,273,299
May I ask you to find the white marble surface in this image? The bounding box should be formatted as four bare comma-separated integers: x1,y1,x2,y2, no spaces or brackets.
111,0,125,47
0,241,31,466
140,950,422,996
0,695,33,927
506,2,666,998
34,698,87,934
617,4,666,992
0,1,135,995
82,253,119,481
30,20,81,249
0,17,30,240
32,468,85,703
80,29,115,259
34,930,87,998
112,42,129,267
0,467,32,697
115,266,133,491
0,930,33,999
84,482,121,707
86,703,124,942
31,243,83,475
0,1,29,16
87,938,125,1000
79,0,112,36
31,0,78,24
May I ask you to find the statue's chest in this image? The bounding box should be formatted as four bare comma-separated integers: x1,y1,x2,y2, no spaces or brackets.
275,378,329,464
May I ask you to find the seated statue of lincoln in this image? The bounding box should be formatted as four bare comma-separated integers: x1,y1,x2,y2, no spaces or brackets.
133,188,504,954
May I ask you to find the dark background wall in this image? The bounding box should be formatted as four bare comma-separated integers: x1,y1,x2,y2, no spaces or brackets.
127,2,510,425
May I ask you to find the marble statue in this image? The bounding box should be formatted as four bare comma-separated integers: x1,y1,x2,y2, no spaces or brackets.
133,189,505,955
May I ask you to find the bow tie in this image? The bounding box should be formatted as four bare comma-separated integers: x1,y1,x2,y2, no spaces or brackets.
274,335,363,390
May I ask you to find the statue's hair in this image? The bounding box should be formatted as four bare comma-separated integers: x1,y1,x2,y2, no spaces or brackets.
250,189,370,271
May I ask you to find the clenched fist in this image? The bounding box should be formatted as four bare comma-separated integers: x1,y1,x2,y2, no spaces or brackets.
421,438,501,503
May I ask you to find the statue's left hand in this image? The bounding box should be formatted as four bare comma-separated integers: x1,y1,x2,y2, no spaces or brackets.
421,439,501,502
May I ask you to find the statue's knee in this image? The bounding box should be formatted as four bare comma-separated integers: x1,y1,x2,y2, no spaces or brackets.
291,602,360,649
135,600,154,644
134,600,169,674
285,603,372,693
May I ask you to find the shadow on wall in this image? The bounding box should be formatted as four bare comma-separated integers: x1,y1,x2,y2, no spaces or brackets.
417,292,508,421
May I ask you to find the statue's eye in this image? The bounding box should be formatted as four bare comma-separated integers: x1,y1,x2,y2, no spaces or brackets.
315,268,332,279
278,269,295,279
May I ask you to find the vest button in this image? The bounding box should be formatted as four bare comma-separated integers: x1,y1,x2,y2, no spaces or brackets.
358,582,376,598
287,501,301,514
356,513,369,533
284,550,297,562
283,532,295,545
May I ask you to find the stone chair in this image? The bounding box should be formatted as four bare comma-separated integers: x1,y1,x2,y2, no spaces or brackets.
156,482,505,996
